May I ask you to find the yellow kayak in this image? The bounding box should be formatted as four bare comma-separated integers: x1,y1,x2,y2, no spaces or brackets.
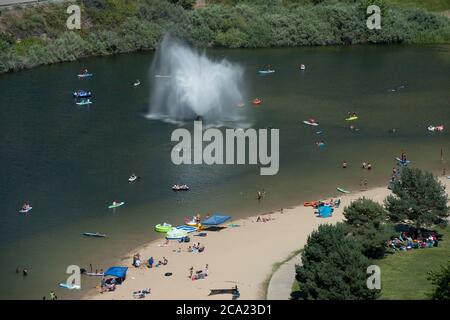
345,116,358,121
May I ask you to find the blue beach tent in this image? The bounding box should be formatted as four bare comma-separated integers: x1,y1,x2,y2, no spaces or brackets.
318,206,333,218
202,214,231,226
104,266,128,279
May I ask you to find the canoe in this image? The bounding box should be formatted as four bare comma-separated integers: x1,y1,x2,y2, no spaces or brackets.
345,116,358,121
59,283,81,290
258,70,275,74
303,120,319,126
83,232,106,238
337,187,351,194
19,207,32,214
155,223,172,233
108,202,125,209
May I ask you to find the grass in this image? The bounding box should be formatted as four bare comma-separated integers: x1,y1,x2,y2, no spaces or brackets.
376,227,450,300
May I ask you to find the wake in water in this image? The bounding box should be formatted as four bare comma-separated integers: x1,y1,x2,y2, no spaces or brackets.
147,36,247,126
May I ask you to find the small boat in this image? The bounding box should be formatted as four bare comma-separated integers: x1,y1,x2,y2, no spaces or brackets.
345,116,358,121
166,228,188,240
337,187,351,194
155,223,172,233
258,70,275,74
172,184,190,191
59,283,81,290
108,201,125,209
303,120,319,126
19,206,32,214
83,232,106,238
73,90,92,98
300,64,306,70
428,125,444,132
252,98,262,105
78,73,93,78
76,99,92,106
134,80,141,87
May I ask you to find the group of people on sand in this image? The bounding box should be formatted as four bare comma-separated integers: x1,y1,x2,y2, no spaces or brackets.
189,264,209,281
386,232,438,251
188,242,205,253
315,198,341,209
136,254,168,269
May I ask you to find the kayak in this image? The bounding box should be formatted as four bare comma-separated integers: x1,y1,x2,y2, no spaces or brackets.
303,120,319,126
258,70,275,74
59,283,81,290
78,73,93,78
76,100,92,106
19,207,32,214
108,202,125,209
395,158,411,166
303,201,317,207
134,81,141,87
345,116,358,121
155,223,172,233
337,187,351,194
175,225,198,233
128,176,138,183
83,232,106,238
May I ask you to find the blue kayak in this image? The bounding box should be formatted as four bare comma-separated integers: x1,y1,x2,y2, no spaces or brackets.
395,158,411,166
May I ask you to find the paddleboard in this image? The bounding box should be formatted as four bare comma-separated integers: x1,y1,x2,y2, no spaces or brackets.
59,283,81,290
83,232,106,238
303,120,319,126
108,202,125,209
76,101,92,106
78,73,93,78
345,116,358,121
258,70,275,74
19,207,32,214
337,187,351,194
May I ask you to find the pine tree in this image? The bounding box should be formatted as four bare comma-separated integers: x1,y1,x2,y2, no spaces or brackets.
385,168,449,235
295,223,379,300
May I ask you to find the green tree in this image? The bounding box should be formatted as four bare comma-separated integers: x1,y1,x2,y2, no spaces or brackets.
343,198,394,259
427,261,450,300
295,223,379,300
385,168,449,234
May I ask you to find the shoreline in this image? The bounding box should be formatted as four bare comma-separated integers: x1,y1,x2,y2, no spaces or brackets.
84,182,400,300
85,176,450,300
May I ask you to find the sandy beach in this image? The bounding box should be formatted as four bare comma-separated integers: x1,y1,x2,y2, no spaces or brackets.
87,178,450,300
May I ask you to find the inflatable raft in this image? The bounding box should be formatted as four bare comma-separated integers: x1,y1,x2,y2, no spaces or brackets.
155,223,172,233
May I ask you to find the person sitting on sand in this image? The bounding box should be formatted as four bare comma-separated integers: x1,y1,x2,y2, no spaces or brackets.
162,257,168,265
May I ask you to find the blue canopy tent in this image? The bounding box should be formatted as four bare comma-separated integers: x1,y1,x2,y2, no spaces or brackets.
318,206,333,218
202,214,231,226
104,266,128,280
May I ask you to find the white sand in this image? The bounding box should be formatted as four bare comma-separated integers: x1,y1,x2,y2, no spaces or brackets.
87,178,450,300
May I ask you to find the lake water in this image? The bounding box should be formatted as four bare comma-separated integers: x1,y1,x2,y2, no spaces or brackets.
0,44,449,299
